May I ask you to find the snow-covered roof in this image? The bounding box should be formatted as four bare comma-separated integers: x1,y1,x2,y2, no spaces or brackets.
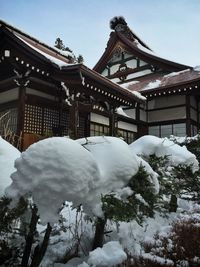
15,33,70,68
126,67,200,94
0,19,76,68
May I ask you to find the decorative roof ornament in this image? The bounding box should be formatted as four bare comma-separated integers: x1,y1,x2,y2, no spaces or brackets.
110,16,135,42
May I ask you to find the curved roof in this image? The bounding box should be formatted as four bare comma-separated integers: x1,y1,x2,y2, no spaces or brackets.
93,27,190,73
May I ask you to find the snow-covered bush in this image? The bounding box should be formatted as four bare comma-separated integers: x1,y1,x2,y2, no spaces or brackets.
0,137,20,196
2,134,200,267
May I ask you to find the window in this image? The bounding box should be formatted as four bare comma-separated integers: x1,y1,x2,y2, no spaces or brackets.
118,129,136,144
160,125,172,138
149,123,186,138
149,126,159,137
90,122,109,136
173,123,186,137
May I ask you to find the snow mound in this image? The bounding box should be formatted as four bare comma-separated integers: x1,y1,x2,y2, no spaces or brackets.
130,135,199,172
77,136,139,193
0,137,20,196
87,241,127,266
6,137,101,224
6,136,140,224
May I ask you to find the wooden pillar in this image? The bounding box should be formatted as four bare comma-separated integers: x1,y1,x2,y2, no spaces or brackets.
196,97,199,131
186,95,191,136
109,107,116,136
16,79,26,150
69,100,79,139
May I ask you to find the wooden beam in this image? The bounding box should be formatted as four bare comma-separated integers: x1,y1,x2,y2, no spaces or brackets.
186,94,191,136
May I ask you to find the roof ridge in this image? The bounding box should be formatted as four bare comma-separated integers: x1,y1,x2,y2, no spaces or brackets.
0,19,74,61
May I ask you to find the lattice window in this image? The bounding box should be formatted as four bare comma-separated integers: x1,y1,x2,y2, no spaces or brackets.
77,115,87,138
0,108,18,135
60,110,70,136
43,107,60,136
24,104,42,134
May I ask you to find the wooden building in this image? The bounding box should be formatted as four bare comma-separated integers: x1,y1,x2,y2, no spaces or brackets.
94,16,200,138
0,20,144,150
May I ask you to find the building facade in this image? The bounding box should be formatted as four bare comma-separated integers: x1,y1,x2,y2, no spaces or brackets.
94,16,200,138
0,20,143,150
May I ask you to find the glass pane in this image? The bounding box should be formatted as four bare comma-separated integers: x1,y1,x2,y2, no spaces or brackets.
149,126,159,137
160,125,172,138
173,123,186,137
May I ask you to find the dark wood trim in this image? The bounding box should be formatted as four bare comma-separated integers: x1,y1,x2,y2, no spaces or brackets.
17,84,25,146
109,107,116,136
186,95,191,136
147,104,186,112
106,64,151,80
0,100,18,110
148,119,186,126
196,98,199,128
26,94,60,108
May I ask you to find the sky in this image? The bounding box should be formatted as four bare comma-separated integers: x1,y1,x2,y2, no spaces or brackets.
1,0,200,68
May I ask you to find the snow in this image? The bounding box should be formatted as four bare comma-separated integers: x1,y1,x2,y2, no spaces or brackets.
6,137,101,224
194,65,200,72
134,39,155,55
131,90,146,101
116,107,130,117
164,68,190,78
143,79,161,90
6,136,139,224
15,34,71,68
130,135,199,172
121,83,146,101
77,136,139,195
0,137,20,196
87,241,127,266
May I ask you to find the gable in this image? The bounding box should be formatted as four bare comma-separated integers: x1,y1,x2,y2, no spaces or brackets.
94,17,190,85
100,42,160,84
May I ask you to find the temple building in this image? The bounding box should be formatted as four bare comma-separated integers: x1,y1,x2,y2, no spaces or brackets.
0,19,143,150
94,16,200,138
1,17,200,150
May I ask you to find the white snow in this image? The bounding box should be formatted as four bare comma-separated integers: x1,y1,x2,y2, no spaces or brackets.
0,137,20,196
6,137,101,224
134,39,155,55
193,65,200,72
121,83,146,101
131,90,146,101
130,135,199,172
6,136,139,224
164,68,190,78
15,34,71,68
143,79,161,90
87,241,127,266
77,136,139,195
116,107,130,117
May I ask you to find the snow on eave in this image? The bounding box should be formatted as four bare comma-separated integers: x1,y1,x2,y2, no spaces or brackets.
142,79,162,91
14,33,71,68
116,107,131,117
1,19,74,61
164,68,191,78
194,65,200,72
121,82,146,101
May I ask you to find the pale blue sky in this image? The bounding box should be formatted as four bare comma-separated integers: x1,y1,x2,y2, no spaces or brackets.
1,0,200,68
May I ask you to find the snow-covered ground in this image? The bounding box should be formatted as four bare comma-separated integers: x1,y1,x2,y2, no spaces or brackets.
1,135,199,266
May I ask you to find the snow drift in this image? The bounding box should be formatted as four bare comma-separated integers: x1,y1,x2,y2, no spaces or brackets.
6,137,101,224
0,136,21,196
130,135,199,171
6,136,139,224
